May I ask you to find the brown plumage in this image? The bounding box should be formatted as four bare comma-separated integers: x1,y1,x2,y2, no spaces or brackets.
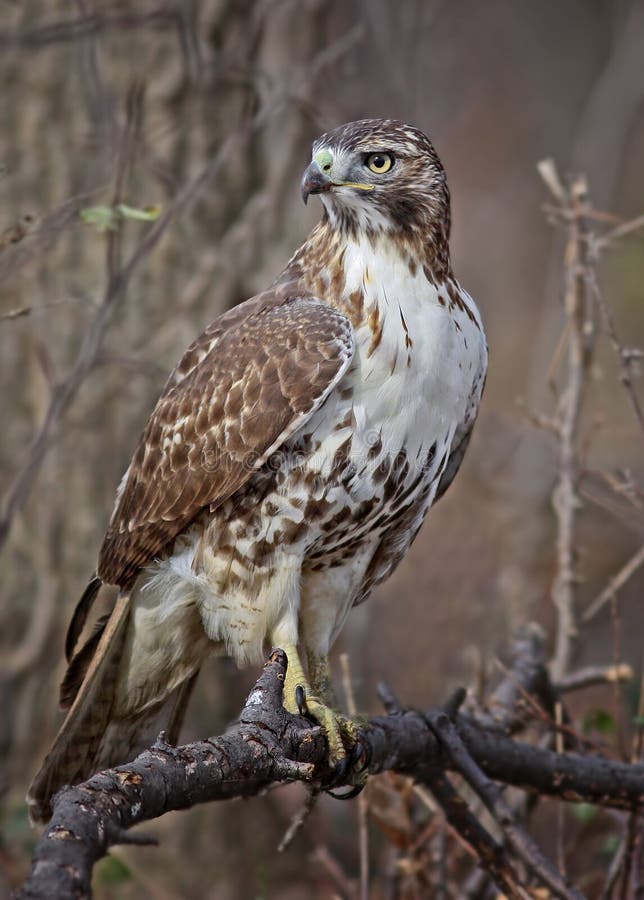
28,119,487,822
99,294,354,587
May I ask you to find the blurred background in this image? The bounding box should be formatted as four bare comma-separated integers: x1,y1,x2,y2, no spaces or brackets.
2,1,644,897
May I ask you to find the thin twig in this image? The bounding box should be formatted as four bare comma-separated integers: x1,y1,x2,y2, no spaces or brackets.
602,663,644,900
602,837,627,900
584,543,644,624
420,765,529,899
585,266,644,439
491,657,591,752
595,212,644,251
609,595,629,762
340,653,369,900
555,702,567,877
428,712,586,900
554,663,633,693
278,787,320,853
311,845,359,900
0,295,90,323
436,820,448,900
619,810,640,900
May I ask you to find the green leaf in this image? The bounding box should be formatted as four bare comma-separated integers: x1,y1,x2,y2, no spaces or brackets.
116,203,162,222
81,203,162,232
582,708,616,736
80,206,119,232
601,833,621,857
572,802,598,825
96,854,132,885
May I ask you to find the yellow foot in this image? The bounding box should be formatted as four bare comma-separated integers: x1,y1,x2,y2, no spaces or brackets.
297,690,348,765
280,643,367,775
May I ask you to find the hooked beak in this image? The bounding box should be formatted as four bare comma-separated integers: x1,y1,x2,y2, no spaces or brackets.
301,160,332,205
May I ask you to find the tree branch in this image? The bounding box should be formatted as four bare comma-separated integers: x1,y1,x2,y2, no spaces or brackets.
18,649,644,900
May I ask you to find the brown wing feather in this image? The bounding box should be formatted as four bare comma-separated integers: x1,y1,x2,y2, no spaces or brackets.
99,291,354,587
64,574,102,662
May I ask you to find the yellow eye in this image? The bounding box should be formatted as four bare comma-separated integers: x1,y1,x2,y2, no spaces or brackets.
366,152,393,174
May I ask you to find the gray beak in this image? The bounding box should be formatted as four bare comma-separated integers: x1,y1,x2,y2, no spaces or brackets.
301,160,333,205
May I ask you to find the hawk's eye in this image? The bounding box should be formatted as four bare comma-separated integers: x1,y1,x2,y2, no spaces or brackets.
366,153,393,174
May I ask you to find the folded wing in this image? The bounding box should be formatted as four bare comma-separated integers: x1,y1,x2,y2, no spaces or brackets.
100,293,355,587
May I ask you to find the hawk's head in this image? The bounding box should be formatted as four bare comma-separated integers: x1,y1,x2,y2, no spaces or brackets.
301,119,450,242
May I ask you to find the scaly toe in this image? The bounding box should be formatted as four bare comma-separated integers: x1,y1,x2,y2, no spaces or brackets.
298,699,370,793
301,695,347,765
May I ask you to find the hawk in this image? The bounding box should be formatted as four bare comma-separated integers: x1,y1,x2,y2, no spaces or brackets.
28,119,487,822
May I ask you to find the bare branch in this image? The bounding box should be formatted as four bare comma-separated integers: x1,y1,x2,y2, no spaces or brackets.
539,163,597,680
555,663,634,693
18,649,644,899
340,653,369,900
583,543,644,622
585,266,644,439
594,212,644,251
484,623,556,733
427,712,585,900
420,765,529,899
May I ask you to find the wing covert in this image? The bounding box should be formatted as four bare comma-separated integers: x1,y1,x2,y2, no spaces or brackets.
99,294,354,586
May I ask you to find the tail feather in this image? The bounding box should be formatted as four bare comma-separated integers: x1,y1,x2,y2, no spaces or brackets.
28,578,205,824
27,593,131,823
60,612,112,709
97,672,199,772
165,670,200,746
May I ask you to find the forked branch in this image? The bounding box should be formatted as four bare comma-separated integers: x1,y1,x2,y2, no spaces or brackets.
18,648,644,900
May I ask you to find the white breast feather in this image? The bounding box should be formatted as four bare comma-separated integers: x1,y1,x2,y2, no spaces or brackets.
332,236,485,468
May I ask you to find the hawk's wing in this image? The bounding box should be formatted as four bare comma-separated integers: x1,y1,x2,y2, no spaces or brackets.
99,292,354,586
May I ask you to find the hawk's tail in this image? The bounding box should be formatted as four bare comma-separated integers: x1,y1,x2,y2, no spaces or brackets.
27,586,197,824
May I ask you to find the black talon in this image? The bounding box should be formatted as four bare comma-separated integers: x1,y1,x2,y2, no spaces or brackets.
327,783,366,800
295,684,307,716
349,737,371,773
320,754,349,791
334,754,351,784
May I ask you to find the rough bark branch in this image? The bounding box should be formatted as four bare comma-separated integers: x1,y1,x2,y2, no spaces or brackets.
485,623,556,732
18,649,644,900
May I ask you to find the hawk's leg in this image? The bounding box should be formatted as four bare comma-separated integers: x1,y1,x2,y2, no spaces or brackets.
305,649,337,709
306,650,366,747
281,643,347,766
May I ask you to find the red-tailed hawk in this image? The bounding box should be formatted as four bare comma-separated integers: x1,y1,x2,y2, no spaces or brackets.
28,119,487,822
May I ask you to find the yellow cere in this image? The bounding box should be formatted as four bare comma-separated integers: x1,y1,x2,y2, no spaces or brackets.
314,149,334,172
